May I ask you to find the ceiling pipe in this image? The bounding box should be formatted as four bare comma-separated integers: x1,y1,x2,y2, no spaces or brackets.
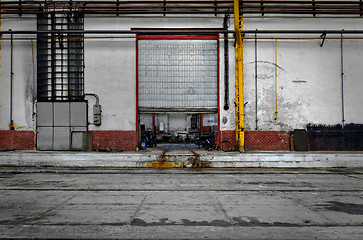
3,29,363,35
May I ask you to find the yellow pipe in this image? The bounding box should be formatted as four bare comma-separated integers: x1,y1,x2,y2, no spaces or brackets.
0,0,2,81
234,0,244,152
275,39,278,120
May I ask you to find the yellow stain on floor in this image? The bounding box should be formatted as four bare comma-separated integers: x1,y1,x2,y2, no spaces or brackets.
145,161,184,168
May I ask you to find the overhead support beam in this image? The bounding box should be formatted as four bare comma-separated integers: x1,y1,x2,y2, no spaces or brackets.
234,0,244,152
2,1,363,16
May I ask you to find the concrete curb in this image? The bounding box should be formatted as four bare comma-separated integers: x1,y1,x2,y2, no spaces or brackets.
1,151,363,168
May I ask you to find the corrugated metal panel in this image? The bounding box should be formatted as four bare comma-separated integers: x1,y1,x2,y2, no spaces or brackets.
138,40,218,113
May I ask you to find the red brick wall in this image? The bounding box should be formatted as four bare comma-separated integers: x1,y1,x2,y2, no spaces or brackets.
0,130,36,150
219,130,237,150
245,131,290,151
219,130,290,151
0,130,290,151
91,131,138,151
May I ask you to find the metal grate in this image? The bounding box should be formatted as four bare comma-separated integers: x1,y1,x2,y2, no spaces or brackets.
37,10,84,102
138,39,218,113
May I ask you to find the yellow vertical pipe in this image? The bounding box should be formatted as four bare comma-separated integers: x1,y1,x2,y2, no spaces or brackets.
275,39,278,120
0,0,2,81
234,0,244,152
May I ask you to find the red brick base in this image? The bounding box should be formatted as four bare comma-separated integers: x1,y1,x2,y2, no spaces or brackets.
0,130,36,150
219,130,290,151
0,130,290,152
91,131,138,151
219,130,237,150
245,131,290,151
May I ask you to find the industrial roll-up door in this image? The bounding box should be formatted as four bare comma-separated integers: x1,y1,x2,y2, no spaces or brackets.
137,36,218,113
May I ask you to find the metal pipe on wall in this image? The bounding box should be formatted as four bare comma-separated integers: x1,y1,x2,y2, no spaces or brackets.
4,29,363,35
9,29,14,130
223,14,229,111
0,29,363,36
341,31,345,129
255,31,258,130
274,39,278,120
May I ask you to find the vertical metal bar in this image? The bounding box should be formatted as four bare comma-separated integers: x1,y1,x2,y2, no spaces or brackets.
200,113,203,135
31,40,35,117
152,113,156,136
223,14,229,111
51,14,56,101
255,31,258,130
341,32,345,129
312,0,316,17
214,0,217,17
10,29,14,130
62,16,66,100
82,14,85,99
234,0,244,152
67,14,71,101
275,39,278,120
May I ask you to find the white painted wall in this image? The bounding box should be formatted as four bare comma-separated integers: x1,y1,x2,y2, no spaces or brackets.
1,15,363,134
243,18,363,130
0,17,36,131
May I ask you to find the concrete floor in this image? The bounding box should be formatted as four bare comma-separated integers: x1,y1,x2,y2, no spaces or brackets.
0,168,363,239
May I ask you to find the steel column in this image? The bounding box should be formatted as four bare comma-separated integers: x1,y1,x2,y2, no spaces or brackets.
234,0,244,152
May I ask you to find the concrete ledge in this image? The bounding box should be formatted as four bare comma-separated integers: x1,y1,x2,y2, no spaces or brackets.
0,151,363,168
202,153,363,168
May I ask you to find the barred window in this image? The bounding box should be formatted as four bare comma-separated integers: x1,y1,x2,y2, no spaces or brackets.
37,12,84,102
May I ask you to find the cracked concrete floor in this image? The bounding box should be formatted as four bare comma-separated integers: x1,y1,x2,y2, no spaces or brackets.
0,168,363,239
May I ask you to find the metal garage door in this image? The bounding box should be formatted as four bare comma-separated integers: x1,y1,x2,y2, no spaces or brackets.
138,37,218,113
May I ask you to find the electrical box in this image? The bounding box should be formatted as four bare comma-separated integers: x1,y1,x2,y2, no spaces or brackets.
93,104,102,126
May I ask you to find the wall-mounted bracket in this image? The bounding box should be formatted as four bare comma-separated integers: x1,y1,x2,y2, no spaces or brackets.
320,32,326,47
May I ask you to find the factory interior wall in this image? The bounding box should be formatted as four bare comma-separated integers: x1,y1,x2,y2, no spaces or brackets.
1,15,363,150
242,18,363,150
0,17,36,149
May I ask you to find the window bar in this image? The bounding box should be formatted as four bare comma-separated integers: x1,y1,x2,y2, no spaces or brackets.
51,13,56,101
